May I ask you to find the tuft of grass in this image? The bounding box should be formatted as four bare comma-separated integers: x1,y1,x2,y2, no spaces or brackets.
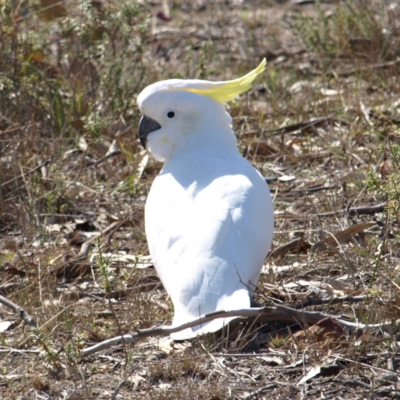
293,0,400,61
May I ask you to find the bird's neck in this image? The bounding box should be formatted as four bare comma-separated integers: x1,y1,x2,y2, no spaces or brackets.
170,123,238,161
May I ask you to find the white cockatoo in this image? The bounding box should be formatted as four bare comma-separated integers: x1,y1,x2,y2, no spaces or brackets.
137,59,274,340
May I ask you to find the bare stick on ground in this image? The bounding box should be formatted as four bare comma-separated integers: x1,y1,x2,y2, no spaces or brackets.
78,219,128,258
82,305,400,357
1,159,51,188
294,294,394,309
0,294,36,327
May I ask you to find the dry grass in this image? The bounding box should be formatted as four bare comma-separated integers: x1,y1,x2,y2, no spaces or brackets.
1,0,400,399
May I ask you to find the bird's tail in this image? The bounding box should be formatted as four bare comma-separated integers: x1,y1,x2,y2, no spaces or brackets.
170,288,250,340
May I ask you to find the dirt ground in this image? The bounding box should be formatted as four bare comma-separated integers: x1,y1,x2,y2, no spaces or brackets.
1,0,400,399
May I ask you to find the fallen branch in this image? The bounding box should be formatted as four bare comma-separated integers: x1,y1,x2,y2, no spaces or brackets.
294,295,394,309
0,294,36,327
317,203,386,218
298,184,337,194
81,305,400,357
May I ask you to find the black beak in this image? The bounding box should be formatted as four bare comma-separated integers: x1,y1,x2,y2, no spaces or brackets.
138,116,162,148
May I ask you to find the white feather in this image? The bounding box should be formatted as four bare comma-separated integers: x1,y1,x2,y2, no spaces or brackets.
138,78,274,340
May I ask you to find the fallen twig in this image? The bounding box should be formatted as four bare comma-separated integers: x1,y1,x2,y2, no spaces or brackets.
78,219,127,258
1,159,51,187
52,219,128,278
268,237,311,259
81,305,400,357
297,184,337,194
0,347,40,354
0,294,36,327
331,59,400,77
317,203,386,217
294,295,394,309
311,222,376,252
269,117,348,136
84,150,122,168
275,202,386,220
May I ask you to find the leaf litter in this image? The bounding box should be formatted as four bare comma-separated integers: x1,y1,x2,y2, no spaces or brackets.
1,0,400,399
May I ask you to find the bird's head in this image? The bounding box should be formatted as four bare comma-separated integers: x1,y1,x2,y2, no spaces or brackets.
137,59,266,161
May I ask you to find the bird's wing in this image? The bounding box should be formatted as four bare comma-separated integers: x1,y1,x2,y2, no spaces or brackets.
145,156,273,339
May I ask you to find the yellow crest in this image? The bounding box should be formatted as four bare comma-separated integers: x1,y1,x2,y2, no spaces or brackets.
185,59,266,103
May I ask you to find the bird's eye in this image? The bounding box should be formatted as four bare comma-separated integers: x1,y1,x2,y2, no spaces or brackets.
167,111,175,118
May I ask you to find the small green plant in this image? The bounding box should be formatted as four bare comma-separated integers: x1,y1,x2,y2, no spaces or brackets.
93,238,116,298
367,140,400,219
83,111,110,144
269,334,288,348
65,334,85,365
31,327,61,369
0,253,13,269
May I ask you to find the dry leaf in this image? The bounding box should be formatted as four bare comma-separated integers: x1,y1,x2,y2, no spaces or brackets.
360,102,373,126
0,321,12,333
298,365,321,384
127,373,145,390
379,158,393,176
292,318,346,348
38,0,67,21
320,88,341,96
278,175,295,182
269,237,311,258
298,363,343,385
247,141,277,157
134,154,149,185
311,222,376,252
26,50,46,63
263,262,308,275
261,356,285,366
156,383,172,392
3,240,17,252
